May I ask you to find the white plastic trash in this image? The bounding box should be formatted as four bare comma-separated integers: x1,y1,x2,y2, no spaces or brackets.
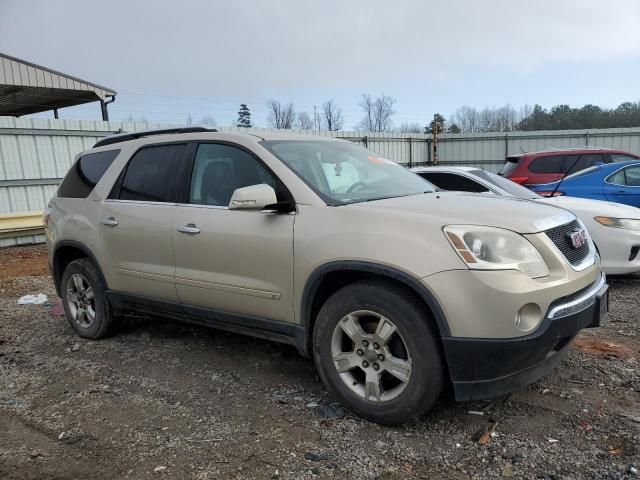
17,294,48,305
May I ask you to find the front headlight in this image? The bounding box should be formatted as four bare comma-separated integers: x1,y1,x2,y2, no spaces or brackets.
594,217,640,231
443,225,550,278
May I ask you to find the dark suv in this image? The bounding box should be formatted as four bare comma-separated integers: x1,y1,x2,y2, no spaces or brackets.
499,147,640,186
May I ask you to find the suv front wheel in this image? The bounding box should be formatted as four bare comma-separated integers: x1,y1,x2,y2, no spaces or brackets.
313,280,444,425
61,258,117,339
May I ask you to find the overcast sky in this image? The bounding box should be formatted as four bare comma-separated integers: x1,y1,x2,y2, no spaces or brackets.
2,0,640,129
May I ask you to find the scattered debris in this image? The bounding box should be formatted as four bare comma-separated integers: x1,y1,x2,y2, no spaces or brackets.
468,410,484,416
48,301,65,316
304,451,329,462
579,421,593,433
153,466,167,473
318,402,345,419
474,421,499,445
501,464,515,477
58,432,65,440
618,411,640,424
608,446,623,456
17,294,48,305
71,342,80,352
305,402,318,408
547,438,559,444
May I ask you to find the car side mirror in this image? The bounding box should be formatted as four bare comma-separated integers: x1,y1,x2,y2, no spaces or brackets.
228,184,278,211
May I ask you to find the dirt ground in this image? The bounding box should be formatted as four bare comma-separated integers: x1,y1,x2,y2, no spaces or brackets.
0,245,638,480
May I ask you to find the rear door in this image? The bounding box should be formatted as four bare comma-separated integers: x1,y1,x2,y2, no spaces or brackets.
171,142,295,323
605,165,640,207
99,143,190,302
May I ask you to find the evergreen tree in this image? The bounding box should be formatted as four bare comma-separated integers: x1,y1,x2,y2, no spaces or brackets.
236,104,252,128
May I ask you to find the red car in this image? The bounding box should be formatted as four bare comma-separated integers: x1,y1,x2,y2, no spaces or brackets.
498,147,640,186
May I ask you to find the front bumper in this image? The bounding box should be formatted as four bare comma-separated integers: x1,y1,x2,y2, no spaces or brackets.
592,226,640,275
442,273,608,401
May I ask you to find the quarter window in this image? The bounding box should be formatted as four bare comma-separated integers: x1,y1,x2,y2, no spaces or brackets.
114,144,187,202
58,150,120,198
189,144,277,207
611,154,639,163
529,155,566,174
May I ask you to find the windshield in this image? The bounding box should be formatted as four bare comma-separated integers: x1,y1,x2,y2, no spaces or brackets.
473,170,541,200
262,140,436,205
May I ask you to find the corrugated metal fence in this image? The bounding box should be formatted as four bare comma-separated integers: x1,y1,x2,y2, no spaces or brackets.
2,117,640,246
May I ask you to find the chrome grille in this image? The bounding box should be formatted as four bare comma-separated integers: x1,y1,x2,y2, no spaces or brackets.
545,220,590,266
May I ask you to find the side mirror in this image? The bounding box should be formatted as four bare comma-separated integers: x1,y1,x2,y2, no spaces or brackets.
228,184,278,211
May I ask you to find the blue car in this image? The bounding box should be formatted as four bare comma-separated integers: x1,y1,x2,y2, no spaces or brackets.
530,160,640,208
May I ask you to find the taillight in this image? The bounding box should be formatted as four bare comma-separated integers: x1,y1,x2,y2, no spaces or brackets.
509,176,529,185
537,191,565,197
42,208,51,228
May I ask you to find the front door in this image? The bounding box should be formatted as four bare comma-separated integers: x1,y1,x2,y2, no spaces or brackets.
99,143,189,302
172,143,295,323
605,165,640,207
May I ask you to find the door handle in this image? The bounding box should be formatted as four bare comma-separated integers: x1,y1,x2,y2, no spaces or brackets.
177,224,200,234
102,217,118,226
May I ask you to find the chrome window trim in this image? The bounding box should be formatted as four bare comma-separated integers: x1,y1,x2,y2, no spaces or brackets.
176,203,229,210
104,199,177,206
547,273,606,320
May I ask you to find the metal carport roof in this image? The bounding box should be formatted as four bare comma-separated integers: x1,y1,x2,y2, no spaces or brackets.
0,52,116,120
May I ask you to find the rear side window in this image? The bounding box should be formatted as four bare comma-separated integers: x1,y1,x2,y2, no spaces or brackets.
610,165,640,186
498,156,521,176
528,155,566,174
611,154,640,162
417,172,490,193
58,150,120,198
111,144,187,202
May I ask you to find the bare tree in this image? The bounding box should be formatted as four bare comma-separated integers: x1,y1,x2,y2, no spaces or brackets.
295,111,314,130
357,94,396,132
321,99,344,131
397,122,423,133
266,99,295,129
199,115,217,127
451,104,520,133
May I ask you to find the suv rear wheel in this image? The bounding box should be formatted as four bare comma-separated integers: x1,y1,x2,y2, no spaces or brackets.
61,258,117,339
313,280,444,425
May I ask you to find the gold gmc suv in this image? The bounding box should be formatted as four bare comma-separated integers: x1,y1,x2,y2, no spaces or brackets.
45,127,608,424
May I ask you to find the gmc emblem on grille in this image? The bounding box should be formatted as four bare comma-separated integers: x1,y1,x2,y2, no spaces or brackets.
567,228,588,249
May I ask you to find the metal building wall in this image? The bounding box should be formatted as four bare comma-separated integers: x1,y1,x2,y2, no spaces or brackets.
2,118,640,246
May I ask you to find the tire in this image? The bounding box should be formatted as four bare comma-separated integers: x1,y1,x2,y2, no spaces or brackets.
60,258,117,339
313,280,445,425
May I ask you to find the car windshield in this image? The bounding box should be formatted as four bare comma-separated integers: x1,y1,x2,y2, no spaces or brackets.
262,140,436,205
473,170,542,200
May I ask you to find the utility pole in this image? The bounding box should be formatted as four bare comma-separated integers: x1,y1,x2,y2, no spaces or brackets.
313,105,318,133
429,114,444,165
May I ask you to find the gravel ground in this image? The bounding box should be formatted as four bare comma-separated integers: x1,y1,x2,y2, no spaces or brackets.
0,245,639,480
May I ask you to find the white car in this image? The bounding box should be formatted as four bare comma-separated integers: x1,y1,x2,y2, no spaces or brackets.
412,166,640,275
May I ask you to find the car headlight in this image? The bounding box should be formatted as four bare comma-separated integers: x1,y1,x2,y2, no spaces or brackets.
443,225,550,278
594,217,640,231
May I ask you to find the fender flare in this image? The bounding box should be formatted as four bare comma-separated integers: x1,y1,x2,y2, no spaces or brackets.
52,240,109,296
300,261,451,343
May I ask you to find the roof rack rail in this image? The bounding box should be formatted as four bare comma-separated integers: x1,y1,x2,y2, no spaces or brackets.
94,126,217,148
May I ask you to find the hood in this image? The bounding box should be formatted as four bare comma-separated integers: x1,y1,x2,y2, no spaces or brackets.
540,195,640,219
348,192,575,234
